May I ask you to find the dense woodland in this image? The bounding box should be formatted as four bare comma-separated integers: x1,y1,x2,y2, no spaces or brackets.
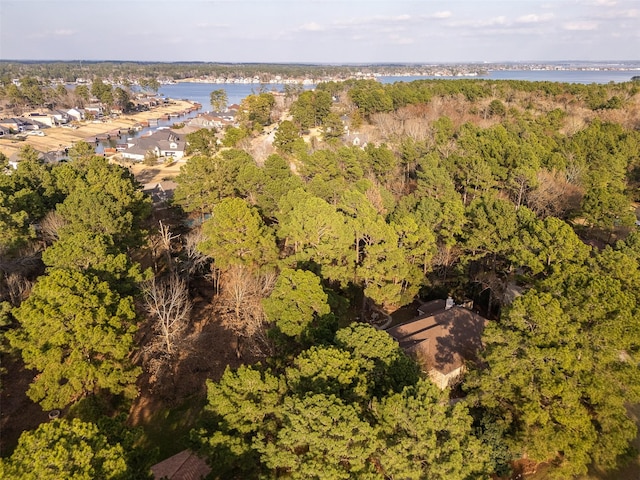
1,75,640,479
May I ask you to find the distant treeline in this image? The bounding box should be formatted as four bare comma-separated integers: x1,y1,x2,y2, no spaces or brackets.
0,61,417,83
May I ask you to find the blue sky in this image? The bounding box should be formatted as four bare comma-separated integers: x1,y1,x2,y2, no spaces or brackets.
1,0,638,63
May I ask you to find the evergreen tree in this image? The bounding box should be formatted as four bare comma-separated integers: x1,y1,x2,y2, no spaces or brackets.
1,418,128,480
7,269,140,410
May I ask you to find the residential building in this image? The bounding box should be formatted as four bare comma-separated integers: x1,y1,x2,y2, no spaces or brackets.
121,130,186,162
66,108,85,121
386,299,487,389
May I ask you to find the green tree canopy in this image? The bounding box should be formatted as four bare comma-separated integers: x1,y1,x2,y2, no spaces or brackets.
238,92,275,129
42,231,145,294
185,128,218,156
210,88,228,111
7,269,140,410
195,324,487,479
173,149,254,216
56,157,150,247
1,418,128,480
276,189,354,284
470,282,640,477
263,268,330,337
255,393,379,480
374,379,490,480
67,140,97,164
199,197,277,271
273,120,301,155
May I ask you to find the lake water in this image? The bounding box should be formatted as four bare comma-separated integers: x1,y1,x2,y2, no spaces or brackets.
158,82,313,111
102,69,636,153
379,69,639,85
158,69,638,108
96,70,640,153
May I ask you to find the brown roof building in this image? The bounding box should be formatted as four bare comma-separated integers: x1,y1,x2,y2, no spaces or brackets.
150,450,211,480
386,300,487,389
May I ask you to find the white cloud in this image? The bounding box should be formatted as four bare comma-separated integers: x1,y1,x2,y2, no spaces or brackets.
53,29,74,36
593,8,639,18
516,13,554,24
297,22,325,32
563,21,599,30
427,11,452,19
446,16,509,29
591,0,617,6
333,14,413,28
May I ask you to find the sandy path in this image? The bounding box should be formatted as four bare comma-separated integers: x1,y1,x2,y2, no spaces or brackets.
0,100,196,158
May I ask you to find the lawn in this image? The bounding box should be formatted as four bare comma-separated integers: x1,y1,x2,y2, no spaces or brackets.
135,394,207,461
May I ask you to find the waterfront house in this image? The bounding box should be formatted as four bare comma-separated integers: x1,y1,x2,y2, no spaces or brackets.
150,449,210,480
51,109,70,124
0,118,29,133
85,104,104,117
121,130,186,162
66,108,85,121
142,181,178,208
188,113,233,129
26,113,55,128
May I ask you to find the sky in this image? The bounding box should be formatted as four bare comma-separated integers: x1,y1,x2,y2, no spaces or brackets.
1,0,638,63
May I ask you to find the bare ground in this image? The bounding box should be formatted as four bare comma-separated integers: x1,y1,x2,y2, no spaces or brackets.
0,356,49,456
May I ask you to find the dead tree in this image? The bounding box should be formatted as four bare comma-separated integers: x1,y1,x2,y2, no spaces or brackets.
158,221,179,273
218,265,275,358
39,210,67,246
142,274,192,385
181,227,209,281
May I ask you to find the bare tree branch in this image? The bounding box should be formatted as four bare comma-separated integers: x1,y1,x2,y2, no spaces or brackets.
217,265,276,358
181,227,209,279
39,210,67,245
143,274,192,357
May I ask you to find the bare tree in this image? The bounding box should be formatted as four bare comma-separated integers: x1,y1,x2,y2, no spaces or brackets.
39,210,67,245
149,221,179,274
371,112,400,141
404,117,429,142
159,221,179,271
3,272,33,305
181,227,209,280
218,265,275,358
143,274,192,380
527,169,583,218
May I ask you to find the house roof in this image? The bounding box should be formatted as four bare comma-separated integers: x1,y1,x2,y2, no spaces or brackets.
124,129,186,156
150,450,211,480
386,303,486,375
142,181,178,205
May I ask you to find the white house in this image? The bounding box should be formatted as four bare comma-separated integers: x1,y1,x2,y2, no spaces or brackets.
84,104,104,116
66,108,85,121
121,130,186,162
51,109,70,124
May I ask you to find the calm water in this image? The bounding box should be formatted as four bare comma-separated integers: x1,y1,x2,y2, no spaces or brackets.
103,69,635,153
158,82,313,111
158,69,638,108
379,69,638,85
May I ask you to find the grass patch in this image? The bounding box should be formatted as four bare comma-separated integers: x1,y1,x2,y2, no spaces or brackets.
135,394,207,461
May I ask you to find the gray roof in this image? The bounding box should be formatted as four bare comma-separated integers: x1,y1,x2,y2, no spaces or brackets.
125,129,186,156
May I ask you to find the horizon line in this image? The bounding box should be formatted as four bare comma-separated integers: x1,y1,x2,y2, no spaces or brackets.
2,59,640,65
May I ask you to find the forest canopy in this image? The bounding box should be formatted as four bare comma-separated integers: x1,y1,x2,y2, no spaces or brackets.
1,74,640,479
